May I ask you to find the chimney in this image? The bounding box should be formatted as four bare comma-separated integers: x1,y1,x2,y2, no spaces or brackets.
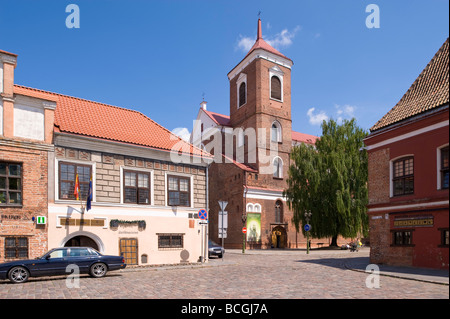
200,100,207,111
0,49,18,137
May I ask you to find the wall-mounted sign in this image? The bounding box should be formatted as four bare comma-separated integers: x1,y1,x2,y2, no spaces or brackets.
393,215,434,228
36,216,47,225
59,217,105,227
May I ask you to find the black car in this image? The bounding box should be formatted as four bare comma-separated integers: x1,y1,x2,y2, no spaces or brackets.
208,240,225,258
0,247,126,284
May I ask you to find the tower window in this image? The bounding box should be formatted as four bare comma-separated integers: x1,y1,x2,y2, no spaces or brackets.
271,76,282,100
273,157,283,179
239,82,246,107
271,121,282,143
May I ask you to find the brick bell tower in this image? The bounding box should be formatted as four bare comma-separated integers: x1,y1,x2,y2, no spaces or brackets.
227,18,294,187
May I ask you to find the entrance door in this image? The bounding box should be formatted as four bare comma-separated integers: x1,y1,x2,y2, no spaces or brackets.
271,226,287,248
119,238,138,265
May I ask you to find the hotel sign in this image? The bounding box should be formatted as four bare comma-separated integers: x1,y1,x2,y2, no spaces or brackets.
393,215,434,228
59,217,105,227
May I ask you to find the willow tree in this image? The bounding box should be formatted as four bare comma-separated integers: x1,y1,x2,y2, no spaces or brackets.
284,118,369,246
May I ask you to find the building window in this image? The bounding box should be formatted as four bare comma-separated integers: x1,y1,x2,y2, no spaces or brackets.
440,229,449,247
119,238,138,265
5,237,28,259
271,121,282,143
0,162,22,206
392,231,413,246
59,162,92,200
275,200,283,223
273,157,283,179
393,157,414,196
239,82,246,107
167,175,190,207
270,76,282,100
440,146,449,189
158,234,184,249
123,170,150,204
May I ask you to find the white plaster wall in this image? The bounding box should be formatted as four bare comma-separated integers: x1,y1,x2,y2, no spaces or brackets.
14,101,45,140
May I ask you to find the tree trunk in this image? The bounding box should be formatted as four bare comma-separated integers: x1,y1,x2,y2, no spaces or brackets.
330,235,338,247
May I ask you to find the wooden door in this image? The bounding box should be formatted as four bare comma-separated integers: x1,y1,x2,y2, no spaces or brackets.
119,238,138,265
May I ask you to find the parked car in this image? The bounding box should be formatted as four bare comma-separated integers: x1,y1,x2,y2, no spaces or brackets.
0,247,126,284
208,240,225,258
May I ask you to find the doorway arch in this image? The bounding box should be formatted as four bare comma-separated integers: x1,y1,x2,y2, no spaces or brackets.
271,226,287,248
61,231,104,252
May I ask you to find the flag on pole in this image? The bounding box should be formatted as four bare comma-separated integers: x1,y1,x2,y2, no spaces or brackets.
86,176,93,211
74,173,80,200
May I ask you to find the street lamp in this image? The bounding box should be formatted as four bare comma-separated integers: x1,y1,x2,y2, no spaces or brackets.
304,210,312,254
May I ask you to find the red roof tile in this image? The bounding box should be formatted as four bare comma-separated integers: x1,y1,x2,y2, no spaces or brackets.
371,38,449,132
243,19,292,62
291,131,318,145
13,85,209,158
204,109,231,126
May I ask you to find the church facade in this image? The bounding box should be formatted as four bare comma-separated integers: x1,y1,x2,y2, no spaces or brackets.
192,19,346,249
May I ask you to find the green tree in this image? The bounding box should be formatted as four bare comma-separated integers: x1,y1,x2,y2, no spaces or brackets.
284,118,369,247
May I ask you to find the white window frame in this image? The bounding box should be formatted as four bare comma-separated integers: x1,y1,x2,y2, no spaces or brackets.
437,144,449,190
236,73,247,109
120,166,154,205
55,158,96,203
269,66,284,102
389,154,414,198
273,156,283,179
164,171,194,208
271,120,282,143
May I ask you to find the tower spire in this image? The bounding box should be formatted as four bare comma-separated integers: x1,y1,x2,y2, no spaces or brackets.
257,17,262,40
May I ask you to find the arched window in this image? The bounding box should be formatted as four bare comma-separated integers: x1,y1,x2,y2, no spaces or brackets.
275,200,283,223
273,157,283,179
271,76,282,100
271,121,282,143
239,82,246,107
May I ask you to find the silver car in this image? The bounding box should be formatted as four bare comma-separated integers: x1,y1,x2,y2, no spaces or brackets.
208,240,225,258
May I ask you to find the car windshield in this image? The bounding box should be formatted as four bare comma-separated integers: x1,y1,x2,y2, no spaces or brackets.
208,240,219,247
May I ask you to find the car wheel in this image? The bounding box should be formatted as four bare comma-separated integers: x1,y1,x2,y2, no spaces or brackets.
90,263,107,278
8,266,30,284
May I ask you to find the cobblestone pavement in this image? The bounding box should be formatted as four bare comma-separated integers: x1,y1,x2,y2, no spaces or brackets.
0,248,448,299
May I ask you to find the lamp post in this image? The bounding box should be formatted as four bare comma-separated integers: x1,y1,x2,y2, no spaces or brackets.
304,210,312,254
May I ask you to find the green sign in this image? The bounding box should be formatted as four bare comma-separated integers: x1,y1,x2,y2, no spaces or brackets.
36,216,46,225
246,213,261,242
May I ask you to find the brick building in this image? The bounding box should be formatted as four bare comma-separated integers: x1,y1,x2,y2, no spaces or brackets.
1,48,211,265
0,50,55,263
364,38,449,269
192,19,348,249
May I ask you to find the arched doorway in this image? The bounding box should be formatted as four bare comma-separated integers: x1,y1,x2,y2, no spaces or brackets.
64,235,99,251
271,226,287,248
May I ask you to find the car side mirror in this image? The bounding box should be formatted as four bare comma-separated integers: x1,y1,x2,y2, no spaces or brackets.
45,255,51,260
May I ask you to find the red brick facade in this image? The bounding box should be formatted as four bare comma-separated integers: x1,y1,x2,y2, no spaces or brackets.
1,49,54,263
365,39,449,269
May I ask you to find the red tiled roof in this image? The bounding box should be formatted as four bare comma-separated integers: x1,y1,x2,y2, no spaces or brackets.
13,85,209,157
204,109,231,126
243,19,292,62
371,38,449,132
291,131,318,145
0,49,18,57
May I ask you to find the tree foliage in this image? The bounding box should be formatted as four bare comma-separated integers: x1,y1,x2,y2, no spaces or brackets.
284,118,369,246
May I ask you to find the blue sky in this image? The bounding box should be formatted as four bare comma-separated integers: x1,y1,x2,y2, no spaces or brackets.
0,0,448,138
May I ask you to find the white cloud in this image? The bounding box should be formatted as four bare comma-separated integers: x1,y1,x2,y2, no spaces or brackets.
237,35,255,52
335,104,356,123
307,107,329,126
265,26,301,50
171,127,191,142
236,25,301,52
